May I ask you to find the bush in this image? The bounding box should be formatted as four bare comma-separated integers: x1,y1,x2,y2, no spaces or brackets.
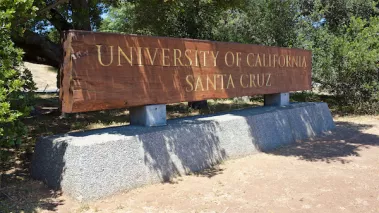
318,17,379,106
0,0,36,148
301,15,379,114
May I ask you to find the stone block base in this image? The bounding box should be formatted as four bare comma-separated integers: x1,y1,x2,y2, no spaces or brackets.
31,102,335,201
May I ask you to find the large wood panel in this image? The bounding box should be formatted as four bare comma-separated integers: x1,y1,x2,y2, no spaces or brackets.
60,30,312,113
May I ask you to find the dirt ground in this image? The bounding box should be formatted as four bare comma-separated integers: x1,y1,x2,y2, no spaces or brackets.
3,115,376,213
24,62,58,91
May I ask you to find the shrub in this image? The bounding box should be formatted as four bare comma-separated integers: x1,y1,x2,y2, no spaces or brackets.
319,17,379,106
302,16,379,114
0,0,36,148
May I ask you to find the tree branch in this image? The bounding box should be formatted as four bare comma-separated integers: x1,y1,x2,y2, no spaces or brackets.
48,8,73,32
15,0,69,27
12,30,62,68
37,0,69,16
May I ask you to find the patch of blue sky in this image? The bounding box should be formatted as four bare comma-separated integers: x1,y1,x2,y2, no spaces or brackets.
313,18,326,27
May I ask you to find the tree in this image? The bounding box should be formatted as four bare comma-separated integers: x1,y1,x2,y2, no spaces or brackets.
102,0,243,39
317,17,378,106
100,2,136,34
297,0,379,112
10,0,117,68
214,0,300,47
323,0,377,33
0,0,36,147
103,0,300,47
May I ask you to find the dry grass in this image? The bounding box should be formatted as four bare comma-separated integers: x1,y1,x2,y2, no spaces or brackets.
26,93,262,138
24,62,58,91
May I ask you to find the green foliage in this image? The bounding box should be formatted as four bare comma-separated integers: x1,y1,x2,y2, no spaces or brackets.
46,27,60,44
101,0,299,46
323,0,378,33
100,2,136,34
31,0,116,33
214,0,300,47
0,0,36,147
101,0,244,40
297,0,379,113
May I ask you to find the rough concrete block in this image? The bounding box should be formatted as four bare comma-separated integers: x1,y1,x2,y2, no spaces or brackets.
286,102,335,141
31,102,335,201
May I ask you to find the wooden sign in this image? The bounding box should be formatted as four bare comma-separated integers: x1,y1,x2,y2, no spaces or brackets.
60,30,311,113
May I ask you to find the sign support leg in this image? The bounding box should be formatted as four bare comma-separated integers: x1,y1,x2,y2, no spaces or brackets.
129,104,167,126
264,93,290,106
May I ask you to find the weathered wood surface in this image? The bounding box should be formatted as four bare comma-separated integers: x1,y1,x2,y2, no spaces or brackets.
60,30,312,113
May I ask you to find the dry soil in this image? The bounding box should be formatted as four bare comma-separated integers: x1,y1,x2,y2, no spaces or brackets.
32,115,379,213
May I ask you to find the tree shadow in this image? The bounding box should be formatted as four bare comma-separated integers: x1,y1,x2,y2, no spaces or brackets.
267,121,379,164
26,103,375,204
27,115,231,201
192,166,224,178
0,150,65,213
139,119,227,183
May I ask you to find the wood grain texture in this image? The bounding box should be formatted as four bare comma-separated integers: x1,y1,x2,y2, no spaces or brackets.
59,31,74,113
60,30,312,113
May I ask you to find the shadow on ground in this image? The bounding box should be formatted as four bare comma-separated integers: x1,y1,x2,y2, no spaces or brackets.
267,121,379,164
0,151,64,213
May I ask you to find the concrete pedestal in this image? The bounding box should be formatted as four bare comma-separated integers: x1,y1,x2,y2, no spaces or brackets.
264,93,289,106
129,104,167,126
32,102,335,201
